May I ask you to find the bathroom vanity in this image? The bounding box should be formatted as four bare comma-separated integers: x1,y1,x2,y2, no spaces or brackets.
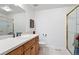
0,34,39,55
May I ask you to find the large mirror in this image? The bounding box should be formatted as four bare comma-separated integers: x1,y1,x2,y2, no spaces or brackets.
0,16,14,35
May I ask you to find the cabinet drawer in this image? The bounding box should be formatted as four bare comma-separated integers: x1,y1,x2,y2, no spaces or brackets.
7,46,23,55
35,36,39,42
36,36,39,39
24,48,31,55
35,39,39,43
30,44,36,55
23,39,35,51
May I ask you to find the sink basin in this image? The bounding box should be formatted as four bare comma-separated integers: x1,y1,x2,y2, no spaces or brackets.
18,35,32,40
21,35,31,37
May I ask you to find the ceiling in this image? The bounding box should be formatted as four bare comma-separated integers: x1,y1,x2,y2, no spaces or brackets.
0,4,76,15
0,4,25,15
28,4,76,11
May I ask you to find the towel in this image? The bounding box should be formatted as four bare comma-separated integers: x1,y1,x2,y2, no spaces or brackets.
73,40,79,47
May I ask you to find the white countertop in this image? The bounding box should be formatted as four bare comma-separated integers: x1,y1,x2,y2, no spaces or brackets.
0,34,39,55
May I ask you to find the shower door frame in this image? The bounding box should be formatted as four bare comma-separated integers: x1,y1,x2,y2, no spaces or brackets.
66,5,79,54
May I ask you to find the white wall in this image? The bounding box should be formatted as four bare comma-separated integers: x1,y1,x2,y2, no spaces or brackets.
23,5,35,33
35,6,76,49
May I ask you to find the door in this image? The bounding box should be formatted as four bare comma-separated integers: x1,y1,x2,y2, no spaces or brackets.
24,48,31,55
67,8,77,54
30,44,36,55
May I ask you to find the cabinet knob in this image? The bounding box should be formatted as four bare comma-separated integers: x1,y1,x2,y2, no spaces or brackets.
31,47,33,49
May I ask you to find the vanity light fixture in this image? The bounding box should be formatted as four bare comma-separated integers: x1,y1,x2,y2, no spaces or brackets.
14,4,23,9
33,4,39,7
1,6,12,11
14,4,22,6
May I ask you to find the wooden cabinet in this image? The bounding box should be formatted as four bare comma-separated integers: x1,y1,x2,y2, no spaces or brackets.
35,42,39,54
24,48,31,55
7,46,23,55
7,36,39,55
30,44,36,55
35,36,39,54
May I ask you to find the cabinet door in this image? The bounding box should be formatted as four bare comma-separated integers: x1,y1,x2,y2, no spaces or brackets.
7,46,23,55
23,39,35,52
35,42,39,54
35,37,39,55
24,48,31,55
30,44,36,55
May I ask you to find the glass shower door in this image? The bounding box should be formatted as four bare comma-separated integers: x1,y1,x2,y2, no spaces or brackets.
67,8,77,54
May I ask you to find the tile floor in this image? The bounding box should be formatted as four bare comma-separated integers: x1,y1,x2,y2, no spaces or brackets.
39,44,71,55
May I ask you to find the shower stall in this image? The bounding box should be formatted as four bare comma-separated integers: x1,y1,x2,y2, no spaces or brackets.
66,5,79,55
